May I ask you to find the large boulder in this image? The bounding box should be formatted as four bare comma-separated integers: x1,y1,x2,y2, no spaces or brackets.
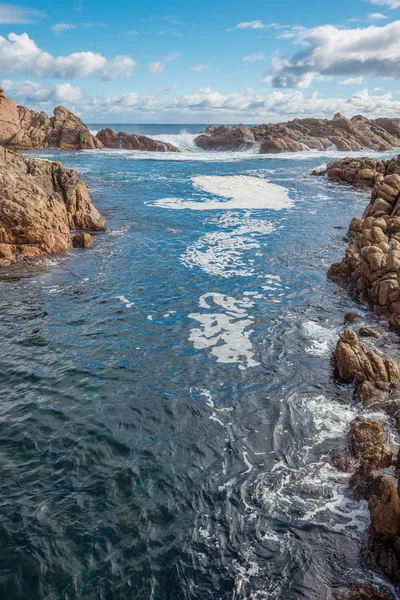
349,417,393,469
96,128,180,152
326,158,387,190
0,88,20,146
194,124,257,151
0,146,107,266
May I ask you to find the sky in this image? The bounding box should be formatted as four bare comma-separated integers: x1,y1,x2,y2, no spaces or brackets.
1,0,400,123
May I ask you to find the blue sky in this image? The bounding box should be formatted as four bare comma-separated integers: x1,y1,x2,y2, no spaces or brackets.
1,0,400,122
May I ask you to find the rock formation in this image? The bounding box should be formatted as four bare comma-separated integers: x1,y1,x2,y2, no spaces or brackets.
328,157,400,334
326,158,388,190
0,146,107,266
333,583,396,600
0,88,102,150
195,114,400,154
95,128,179,152
0,89,180,152
194,124,257,151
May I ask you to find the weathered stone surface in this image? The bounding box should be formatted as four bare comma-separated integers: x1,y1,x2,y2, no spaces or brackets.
194,124,257,151
0,146,107,266
359,327,381,338
195,114,400,154
72,233,93,248
349,417,393,469
0,88,102,150
326,158,387,190
96,128,180,152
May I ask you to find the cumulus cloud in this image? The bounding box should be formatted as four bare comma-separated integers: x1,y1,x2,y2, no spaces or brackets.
148,61,165,75
4,79,400,122
0,3,44,24
0,32,135,80
236,20,265,29
189,64,207,72
243,52,266,62
367,0,400,9
268,21,400,88
50,23,77,34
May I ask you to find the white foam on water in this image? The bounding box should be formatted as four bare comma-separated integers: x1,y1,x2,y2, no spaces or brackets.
114,295,134,309
147,131,198,151
303,320,338,357
152,175,292,211
189,292,260,369
182,216,274,278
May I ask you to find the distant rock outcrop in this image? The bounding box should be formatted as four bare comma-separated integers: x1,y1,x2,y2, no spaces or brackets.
0,146,107,267
96,128,180,152
194,124,257,151
195,113,400,154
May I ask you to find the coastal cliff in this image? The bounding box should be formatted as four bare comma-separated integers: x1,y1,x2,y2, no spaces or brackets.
0,146,107,267
195,114,400,154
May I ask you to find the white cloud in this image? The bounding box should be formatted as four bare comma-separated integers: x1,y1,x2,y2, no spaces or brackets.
339,76,365,84
127,30,138,35
0,3,43,24
243,52,266,62
367,0,400,9
1,79,83,104
148,61,165,75
367,12,389,19
236,20,265,29
50,23,77,34
166,52,181,61
0,32,135,80
189,64,207,72
268,21,400,88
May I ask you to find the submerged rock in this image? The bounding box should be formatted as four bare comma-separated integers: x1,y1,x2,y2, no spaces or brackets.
0,146,107,266
96,128,180,152
72,233,94,249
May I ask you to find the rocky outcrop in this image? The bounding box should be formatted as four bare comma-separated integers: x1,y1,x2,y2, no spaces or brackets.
0,146,107,266
0,89,179,153
95,128,180,152
328,158,400,334
349,417,393,469
326,158,388,190
0,88,102,150
194,124,257,151
195,113,400,154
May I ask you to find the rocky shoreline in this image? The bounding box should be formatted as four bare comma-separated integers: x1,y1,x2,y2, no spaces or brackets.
194,115,400,154
323,159,400,599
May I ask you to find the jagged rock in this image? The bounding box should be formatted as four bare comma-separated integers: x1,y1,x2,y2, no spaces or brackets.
344,312,363,324
195,115,400,154
0,88,102,150
349,417,393,469
0,146,107,266
72,233,93,249
194,124,257,151
96,128,180,152
326,158,387,189
359,327,381,338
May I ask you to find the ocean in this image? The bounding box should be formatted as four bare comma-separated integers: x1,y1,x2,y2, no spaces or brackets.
0,126,395,600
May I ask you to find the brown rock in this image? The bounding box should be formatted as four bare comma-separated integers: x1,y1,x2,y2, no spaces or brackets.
194,124,257,151
359,327,381,338
332,583,395,600
0,146,107,266
96,128,180,152
72,233,93,248
349,417,393,468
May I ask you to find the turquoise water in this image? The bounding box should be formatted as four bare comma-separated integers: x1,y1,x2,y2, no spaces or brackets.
0,135,393,599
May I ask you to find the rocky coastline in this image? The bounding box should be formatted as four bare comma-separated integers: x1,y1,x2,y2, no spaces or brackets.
324,157,400,599
0,88,179,152
194,115,400,154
